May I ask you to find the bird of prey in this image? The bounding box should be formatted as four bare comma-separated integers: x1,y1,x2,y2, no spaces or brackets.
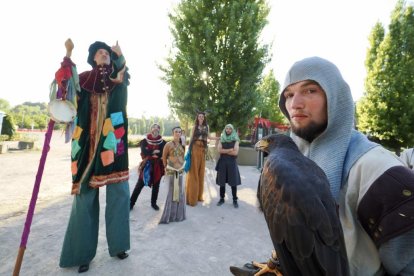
254,133,349,276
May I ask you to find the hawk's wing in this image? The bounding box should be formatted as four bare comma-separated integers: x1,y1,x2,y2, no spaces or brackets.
259,149,349,275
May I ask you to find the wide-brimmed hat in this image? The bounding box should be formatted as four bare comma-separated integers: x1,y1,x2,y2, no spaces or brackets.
87,41,112,67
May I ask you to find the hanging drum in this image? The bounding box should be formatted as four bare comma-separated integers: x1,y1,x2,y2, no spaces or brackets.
47,99,76,123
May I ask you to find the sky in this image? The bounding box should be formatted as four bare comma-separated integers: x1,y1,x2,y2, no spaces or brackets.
0,0,404,118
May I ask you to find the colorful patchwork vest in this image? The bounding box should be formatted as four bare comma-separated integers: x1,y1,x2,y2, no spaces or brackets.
70,55,130,194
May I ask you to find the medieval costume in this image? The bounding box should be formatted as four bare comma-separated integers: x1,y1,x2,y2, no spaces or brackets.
185,124,209,206
60,41,130,270
278,57,414,275
215,124,241,208
130,131,166,210
400,148,414,169
231,56,414,276
160,137,186,224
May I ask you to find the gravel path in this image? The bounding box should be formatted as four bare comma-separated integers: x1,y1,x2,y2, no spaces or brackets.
0,131,273,275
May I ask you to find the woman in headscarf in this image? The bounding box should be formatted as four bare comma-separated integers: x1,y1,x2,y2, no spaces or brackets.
215,124,241,208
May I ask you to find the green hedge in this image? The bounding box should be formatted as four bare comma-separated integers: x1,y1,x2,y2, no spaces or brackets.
0,134,9,142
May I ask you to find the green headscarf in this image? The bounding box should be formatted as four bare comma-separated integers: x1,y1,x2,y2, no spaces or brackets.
220,124,240,143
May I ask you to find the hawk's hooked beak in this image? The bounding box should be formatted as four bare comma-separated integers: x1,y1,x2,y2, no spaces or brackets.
255,139,269,153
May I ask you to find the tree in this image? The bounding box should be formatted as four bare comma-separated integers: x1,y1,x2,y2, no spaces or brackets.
11,103,49,129
1,114,16,137
256,69,285,123
162,114,181,136
365,23,385,70
128,118,139,134
0,98,11,112
161,0,271,133
356,22,385,132
136,122,141,135
140,116,147,135
357,0,414,152
0,99,15,137
160,120,165,136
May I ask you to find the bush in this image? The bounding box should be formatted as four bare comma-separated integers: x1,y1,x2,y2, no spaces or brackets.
10,133,37,142
239,140,253,148
0,134,10,142
128,137,141,148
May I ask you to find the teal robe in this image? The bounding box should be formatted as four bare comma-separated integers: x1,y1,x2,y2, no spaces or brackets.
70,53,130,194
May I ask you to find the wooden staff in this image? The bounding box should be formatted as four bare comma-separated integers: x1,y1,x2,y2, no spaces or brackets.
13,39,74,276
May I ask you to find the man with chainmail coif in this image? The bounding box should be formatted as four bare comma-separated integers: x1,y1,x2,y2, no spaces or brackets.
231,57,414,276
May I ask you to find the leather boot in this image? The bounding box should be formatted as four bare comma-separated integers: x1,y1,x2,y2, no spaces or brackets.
78,263,89,273
217,198,225,206
151,203,160,211
117,251,129,260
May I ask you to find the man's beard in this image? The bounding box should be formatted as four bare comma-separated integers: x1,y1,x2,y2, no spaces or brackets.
291,121,327,143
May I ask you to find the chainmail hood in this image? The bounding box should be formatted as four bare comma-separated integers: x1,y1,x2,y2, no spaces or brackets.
278,57,372,199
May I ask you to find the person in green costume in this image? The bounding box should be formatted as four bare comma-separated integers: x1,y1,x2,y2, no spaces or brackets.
59,39,130,273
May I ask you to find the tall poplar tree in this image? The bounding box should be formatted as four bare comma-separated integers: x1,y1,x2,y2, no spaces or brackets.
356,22,384,132
357,0,414,151
161,0,270,132
256,69,285,123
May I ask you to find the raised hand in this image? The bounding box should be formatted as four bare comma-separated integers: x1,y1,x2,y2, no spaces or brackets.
111,40,122,57
65,38,74,58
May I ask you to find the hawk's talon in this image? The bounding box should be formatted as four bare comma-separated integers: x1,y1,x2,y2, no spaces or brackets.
252,251,283,276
